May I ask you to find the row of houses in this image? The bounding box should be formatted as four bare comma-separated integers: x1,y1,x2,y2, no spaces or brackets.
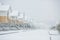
0,3,27,24
0,3,34,31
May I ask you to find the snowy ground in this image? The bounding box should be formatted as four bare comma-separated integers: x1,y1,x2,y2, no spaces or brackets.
0,29,50,40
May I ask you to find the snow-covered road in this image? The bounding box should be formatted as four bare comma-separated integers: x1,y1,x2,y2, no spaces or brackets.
0,29,50,40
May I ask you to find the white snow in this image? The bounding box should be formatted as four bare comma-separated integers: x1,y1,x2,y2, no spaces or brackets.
9,10,19,16
0,29,50,40
0,30,18,35
17,13,24,19
49,30,59,35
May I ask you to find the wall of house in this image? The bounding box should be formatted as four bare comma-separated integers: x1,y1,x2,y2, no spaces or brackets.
0,16,8,23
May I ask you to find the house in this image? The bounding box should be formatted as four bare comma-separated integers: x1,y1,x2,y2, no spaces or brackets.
9,10,18,20
9,10,28,24
0,4,12,23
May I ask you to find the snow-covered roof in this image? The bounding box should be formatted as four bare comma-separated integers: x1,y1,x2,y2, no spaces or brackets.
18,13,24,19
0,5,10,11
9,10,19,17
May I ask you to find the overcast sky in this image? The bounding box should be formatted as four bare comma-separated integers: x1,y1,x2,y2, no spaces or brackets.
0,0,60,27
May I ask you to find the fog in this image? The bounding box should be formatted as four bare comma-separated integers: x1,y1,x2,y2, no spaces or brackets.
0,0,60,28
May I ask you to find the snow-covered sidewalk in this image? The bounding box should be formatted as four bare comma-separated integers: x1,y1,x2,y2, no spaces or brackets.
0,30,19,35
0,29,50,40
